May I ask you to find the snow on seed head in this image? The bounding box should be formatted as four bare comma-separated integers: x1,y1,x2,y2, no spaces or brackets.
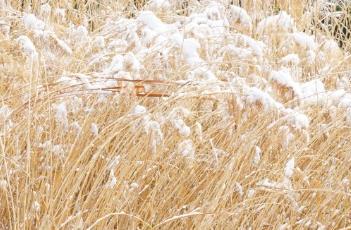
108,39,128,53
0,105,11,121
137,10,174,33
322,39,342,60
54,8,66,21
69,96,83,114
48,33,72,55
168,107,191,119
235,34,265,57
132,105,147,116
106,171,117,189
300,79,326,105
270,68,302,100
69,24,89,44
204,1,225,20
306,50,316,65
247,188,255,198
257,178,283,189
194,122,203,142
91,123,99,136
54,102,68,130
39,141,65,157
124,52,142,73
171,118,191,137
342,178,350,188
140,27,157,46
130,182,139,191
145,120,163,141
221,45,253,60
290,32,317,50
32,201,40,212
76,25,88,37
280,53,300,66
107,155,121,172
346,108,351,125
23,13,46,36
234,182,243,197
257,11,295,35
40,3,51,17
244,86,283,111
283,109,310,130
0,20,10,38
178,139,195,158
182,38,203,66
285,158,295,178
229,5,252,30
71,122,82,134
51,144,65,157
93,36,105,49
278,125,295,149
16,35,38,59
148,0,171,11
0,0,6,8
188,68,217,81
108,55,124,73
278,223,290,230
0,179,7,190
38,140,52,149
211,145,227,162
253,146,261,166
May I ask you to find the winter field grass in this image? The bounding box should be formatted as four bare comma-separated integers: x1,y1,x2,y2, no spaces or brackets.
1,0,351,229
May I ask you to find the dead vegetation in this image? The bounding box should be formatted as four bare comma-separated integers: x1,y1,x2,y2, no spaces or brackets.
0,0,351,229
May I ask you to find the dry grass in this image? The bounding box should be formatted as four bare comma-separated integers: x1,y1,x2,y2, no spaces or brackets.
1,0,351,229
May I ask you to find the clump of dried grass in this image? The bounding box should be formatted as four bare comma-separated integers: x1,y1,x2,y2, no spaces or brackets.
0,0,351,229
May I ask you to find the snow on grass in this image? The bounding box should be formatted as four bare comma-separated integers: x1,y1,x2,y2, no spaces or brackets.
244,86,283,111
40,3,51,17
257,11,295,35
16,35,38,59
137,11,175,33
182,38,203,66
2,1,351,228
51,35,73,55
108,55,124,73
0,105,11,120
148,0,171,11
171,118,191,137
145,120,164,154
253,146,262,166
132,105,148,116
284,157,295,178
54,102,68,130
69,24,89,45
91,123,99,136
280,53,300,66
283,108,310,129
229,5,252,30
178,139,195,158
270,68,302,97
234,34,266,57
291,32,317,50
300,79,326,102
23,13,46,36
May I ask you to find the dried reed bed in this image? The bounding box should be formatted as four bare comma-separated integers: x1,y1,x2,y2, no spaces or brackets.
0,0,351,229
